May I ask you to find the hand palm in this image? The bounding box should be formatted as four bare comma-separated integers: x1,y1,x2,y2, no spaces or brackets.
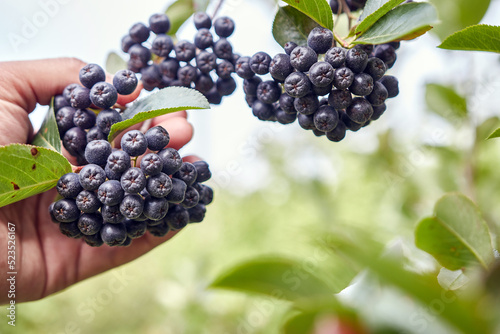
0,58,192,303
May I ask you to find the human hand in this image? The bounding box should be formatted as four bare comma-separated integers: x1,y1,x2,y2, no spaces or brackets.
0,58,194,303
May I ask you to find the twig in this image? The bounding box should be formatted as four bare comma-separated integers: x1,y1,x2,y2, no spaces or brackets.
211,0,225,19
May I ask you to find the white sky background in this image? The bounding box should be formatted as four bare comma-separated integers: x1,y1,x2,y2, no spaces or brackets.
1,0,500,193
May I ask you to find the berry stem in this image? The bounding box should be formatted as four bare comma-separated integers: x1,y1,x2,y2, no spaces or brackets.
132,156,138,168
212,0,225,19
333,31,350,48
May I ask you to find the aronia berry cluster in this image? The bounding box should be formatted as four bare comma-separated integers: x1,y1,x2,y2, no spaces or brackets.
49,125,213,247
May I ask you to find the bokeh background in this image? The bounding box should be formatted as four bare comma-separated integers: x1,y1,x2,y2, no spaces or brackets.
1,0,500,333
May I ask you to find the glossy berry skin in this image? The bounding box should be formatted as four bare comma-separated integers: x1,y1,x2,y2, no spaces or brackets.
279,93,297,114
106,150,131,174
197,184,214,205
177,65,197,85
252,100,275,121
364,57,386,81
120,194,144,219
151,34,174,57
70,86,91,109
158,147,183,175
83,233,104,247
366,81,388,106
166,178,187,203
195,74,214,93
146,172,173,198
290,46,317,72
63,83,79,102
373,44,397,68
275,108,297,125
196,50,217,73
78,213,103,235
194,28,213,49
59,221,82,239
79,164,106,191
309,61,335,87
159,58,180,80
56,106,76,135
328,89,352,110
76,190,101,213
345,48,368,73
73,108,96,130
121,130,147,157
188,204,206,223
298,113,316,130
113,69,138,95
257,80,281,104
63,127,87,157
87,127,106,143
165,204,189,230
140,153,163,176
128,44,151,70
124,219,147,239
371,103,386,121
325,47,346,68
243,76,262,96
141,65,162,90
121,35,136,53
79,64,106,89
52,198,80,223
85,139,112,166
213,38,233,60
121,167,147,194
129,22,150,43
143,196,169,221
284,72,312,98
98,180,125,206
173,162,198,186
284,41,298,55
175,40,196,62
100,223,127,246
149,13,170,34
235,56,254,80
314,105,339,132
326,120,347,142
341,111,363,131
96,109,122,135
349,73,374,96
105,164,122,181
193,161,211,183
269,53,293,82
346,97,373,124
101,205,124,224
250,52,272,75
216,60,235,79
56,173,83,198
313,83,333,97
307,27,334,54
216,77,236,96
90,82,118,109
379,75,399,98
193,12,212,30
214,16,235,38
147,220,170,237
181,186,200,208
294,94,319,116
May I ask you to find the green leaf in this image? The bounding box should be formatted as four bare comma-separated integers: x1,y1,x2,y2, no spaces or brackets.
353,2,439,45
429,0,491,41
487,127,500,140
107,86,209,142
210,256,333,302
105,51,127,75
0,144,71,207
415,193,494,270
272,6,321,48
355,0,405,35
438,25,500,53
281,0,333,31
425,83,468,121
326,233,494,334
166,0,210,36
31,98,61,152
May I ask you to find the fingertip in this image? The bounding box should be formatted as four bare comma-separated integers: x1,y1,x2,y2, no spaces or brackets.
158,117,193,150
182,155,202,163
